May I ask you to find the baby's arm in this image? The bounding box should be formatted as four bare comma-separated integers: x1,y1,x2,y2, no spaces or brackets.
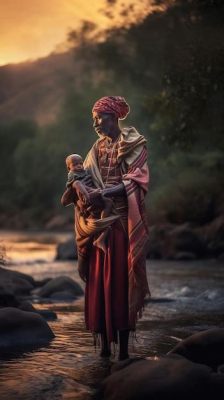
72,180,90,204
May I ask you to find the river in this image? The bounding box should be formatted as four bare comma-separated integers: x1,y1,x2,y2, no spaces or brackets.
0,230,224,399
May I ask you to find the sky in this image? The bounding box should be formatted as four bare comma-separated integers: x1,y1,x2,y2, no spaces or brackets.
0,0,155,66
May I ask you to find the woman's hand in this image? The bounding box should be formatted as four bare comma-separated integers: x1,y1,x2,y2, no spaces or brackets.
88,189,102,205
61,187,76,207
101,183,125,197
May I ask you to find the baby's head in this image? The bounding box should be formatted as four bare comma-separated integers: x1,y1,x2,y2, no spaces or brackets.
66,154,84,173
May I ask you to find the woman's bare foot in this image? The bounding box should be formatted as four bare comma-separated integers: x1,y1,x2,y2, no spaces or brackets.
118,329,130,361
100,333,111,358
100,348,111,358
118,352,129,361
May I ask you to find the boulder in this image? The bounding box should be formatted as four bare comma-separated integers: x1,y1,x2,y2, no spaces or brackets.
37,309,57,320
202,215,224,257
101,355,223,400
218,364,224,374
0,307,54,348
173,251,197,260
0,291,57,321
17,299,41,312
168,328,224,369
0,266,35,295
34,277,52,288
169,224,205,258
35,276,83,298
147,224,173,259
0,289,20,307
18,300,57,320
45,214,72,230
49,291,77,300
148,223,206,259
56,238,77,260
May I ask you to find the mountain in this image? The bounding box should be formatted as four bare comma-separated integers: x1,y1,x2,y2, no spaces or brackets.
0,50,79,125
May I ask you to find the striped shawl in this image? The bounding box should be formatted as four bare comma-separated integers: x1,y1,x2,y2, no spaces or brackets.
82,126,150,328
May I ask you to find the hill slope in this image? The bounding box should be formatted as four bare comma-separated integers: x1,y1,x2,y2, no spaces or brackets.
0,51,79,125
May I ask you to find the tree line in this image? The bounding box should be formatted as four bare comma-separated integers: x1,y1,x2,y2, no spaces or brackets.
0,0,223,228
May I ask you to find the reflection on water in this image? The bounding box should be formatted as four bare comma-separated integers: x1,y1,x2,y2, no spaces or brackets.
0,304,111,400
0,231,224,399
1,230,71,263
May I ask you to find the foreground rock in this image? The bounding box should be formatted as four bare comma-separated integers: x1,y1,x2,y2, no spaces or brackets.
35,276,83,299
0,307,54,348
18,300,57,320
0,288,57,320
0,289,20,307
168,328,224,369
101,355,223,400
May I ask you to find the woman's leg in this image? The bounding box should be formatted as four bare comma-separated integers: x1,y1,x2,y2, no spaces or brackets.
100,331,111,357
118,329,130,360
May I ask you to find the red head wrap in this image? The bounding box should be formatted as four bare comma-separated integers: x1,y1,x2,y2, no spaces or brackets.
92,96,130,120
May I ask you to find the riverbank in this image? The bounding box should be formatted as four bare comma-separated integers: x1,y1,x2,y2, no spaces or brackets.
2,214,224,263
0,231,224,399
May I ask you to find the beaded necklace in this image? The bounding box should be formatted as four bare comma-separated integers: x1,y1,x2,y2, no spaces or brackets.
105,133,121,186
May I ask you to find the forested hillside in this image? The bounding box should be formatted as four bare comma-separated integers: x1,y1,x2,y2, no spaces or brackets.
0,0,223,233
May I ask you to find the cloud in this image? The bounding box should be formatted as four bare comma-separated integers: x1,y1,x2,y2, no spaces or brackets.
0,0,153,65
0,0,106,64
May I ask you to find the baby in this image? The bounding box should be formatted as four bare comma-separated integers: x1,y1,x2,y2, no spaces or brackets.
62,153,120,276
65,153,113,219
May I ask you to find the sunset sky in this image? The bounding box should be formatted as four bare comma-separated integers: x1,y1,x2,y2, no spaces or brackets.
0,0,156,66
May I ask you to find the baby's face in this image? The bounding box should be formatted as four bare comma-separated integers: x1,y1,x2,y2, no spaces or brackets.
69,155,84,172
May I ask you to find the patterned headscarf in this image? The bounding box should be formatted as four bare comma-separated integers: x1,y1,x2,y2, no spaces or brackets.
92,96,130,120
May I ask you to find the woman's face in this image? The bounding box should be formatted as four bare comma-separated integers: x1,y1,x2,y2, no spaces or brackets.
92,112,115,136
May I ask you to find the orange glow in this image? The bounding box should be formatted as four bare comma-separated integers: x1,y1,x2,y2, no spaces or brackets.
0,0,157,66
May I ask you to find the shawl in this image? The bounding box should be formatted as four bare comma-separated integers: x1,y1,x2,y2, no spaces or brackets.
81,126,150,328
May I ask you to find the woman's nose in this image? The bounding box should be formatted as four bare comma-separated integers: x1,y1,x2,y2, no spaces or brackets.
93,118,100,128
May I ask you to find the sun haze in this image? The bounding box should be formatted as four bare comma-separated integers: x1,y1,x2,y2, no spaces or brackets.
0,0,157,66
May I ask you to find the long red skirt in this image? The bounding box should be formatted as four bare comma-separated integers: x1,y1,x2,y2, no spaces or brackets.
85,220,129,344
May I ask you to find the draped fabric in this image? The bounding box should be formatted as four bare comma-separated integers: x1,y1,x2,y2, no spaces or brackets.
122,145,151,328
92,96,130,120
77,126,150,339
85,218,129,344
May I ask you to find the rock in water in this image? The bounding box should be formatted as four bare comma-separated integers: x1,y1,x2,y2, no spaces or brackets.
0,266,35,295
35,276,83,298
56,238,77,260
0,307,54,348
101,355,223,400
168,328,224,369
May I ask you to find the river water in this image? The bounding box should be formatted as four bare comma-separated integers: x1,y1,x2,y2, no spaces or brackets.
0,231,224,399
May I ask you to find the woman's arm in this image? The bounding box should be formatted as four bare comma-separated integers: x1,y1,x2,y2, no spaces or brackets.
61,187,76,207
61,180,92,207
101,183,125,197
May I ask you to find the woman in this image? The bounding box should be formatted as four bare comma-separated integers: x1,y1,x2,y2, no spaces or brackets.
62,96,150,360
